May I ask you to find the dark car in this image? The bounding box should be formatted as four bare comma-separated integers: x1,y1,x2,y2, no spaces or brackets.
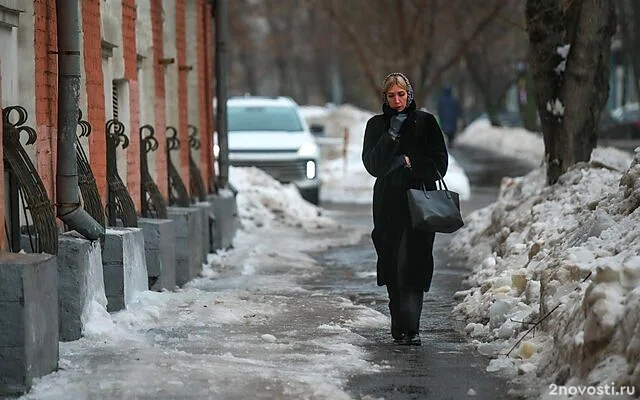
600,104,640,139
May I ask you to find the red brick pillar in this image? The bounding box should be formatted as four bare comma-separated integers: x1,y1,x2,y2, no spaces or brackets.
176,0,190,192
122,0,141,212
151,0,168,199
81,0,108,204
34,0,58,200
198,0,215,192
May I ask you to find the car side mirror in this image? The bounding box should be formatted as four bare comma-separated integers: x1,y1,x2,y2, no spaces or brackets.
309,124,325,136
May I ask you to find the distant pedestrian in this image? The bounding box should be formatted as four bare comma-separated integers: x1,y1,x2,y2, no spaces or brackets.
362,73,448,346
437,85,461,147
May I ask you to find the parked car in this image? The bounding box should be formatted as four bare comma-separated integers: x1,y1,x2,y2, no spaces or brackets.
218,96,321,204
600,103,640,139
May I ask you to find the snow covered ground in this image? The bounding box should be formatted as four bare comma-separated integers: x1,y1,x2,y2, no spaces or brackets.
304,106,639,398
21,166,383,399
19,104,639,399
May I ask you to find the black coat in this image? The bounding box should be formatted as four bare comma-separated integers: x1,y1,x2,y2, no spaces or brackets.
362,102,448,291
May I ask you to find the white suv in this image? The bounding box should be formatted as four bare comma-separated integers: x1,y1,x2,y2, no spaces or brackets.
222,96,321,204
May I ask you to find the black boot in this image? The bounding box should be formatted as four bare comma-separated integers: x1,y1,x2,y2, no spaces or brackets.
394,333,421,346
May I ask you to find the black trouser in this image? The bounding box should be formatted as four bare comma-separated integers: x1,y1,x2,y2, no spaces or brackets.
387,285,424,339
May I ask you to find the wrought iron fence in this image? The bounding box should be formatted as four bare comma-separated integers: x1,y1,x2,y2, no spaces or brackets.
105,118,138,227
188,124,207,201
2,106,58,254
139,124,168,218
76,110,105,228
166,126,190,207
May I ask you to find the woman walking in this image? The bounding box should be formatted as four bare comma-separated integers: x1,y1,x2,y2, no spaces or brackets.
362,73,448,346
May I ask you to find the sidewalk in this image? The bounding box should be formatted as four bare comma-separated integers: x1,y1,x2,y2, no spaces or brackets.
18,220,380,400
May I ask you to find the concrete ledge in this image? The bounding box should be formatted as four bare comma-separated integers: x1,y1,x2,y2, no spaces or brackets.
0,252,58,396
138,218,177,291
102,228,149,312
167,206,202,286
57,233,107,341
194,201,214,261
208,187,239,251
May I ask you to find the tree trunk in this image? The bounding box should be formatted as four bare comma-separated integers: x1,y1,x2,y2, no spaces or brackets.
526,0,616,185
519,68,538,132
617,0,640,102
239,51,258,95
465,52,511,127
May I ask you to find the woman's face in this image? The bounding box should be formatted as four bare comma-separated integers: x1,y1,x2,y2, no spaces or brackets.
386,84,408,111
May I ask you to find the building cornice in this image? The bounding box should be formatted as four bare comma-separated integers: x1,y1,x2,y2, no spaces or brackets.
0,0,24,28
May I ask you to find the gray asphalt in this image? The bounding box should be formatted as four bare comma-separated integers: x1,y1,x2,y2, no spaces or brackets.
312,144,535,400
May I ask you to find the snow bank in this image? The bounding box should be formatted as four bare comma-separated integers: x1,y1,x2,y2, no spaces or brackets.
457,119,545,167
450,146,640,398
230,166,338,231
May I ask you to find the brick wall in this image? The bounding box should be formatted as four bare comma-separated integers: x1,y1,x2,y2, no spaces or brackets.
82,0,108,203
34,0,58,199
151,0,168,198
122,0,141,212
176,0,191,192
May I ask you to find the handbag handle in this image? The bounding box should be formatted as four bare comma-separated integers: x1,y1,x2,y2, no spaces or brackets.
423,158,449,192
415,158,455,202
420,179,453,200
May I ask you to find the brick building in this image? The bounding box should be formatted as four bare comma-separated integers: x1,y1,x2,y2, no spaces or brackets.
0,0,216,251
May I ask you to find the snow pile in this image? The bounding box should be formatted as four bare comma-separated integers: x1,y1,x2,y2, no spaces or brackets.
298,104,331,121
301,103,372,143
450,146,640,397
230,166,338,231
307,105,376,204
457,119,545,167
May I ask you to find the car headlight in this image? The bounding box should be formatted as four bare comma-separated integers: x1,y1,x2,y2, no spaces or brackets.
306,160,316,179
297,142,318,158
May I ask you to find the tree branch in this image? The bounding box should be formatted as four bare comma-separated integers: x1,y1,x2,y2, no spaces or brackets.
424,0,507,95
320,2,381,99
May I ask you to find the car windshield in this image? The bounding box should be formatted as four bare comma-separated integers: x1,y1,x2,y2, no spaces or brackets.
228,106,303,132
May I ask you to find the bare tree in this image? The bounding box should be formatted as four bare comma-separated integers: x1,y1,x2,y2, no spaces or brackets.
464,1,529,127
319,0,507,108
526,0,616,184
616,0,640,102
229,0,322,102
228,0,263,96
228,0,534,114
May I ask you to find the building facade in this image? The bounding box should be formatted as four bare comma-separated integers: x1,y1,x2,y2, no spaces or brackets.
0,0,216,251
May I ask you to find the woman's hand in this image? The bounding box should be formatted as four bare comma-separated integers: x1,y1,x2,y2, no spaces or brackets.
403,155,411,168
388,114,408,139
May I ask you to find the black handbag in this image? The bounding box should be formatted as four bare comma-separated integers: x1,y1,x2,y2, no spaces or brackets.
407,170,464,233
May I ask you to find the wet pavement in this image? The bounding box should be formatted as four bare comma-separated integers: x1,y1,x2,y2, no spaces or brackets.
598,138,640,154
312,144,536,400
6,144,539,400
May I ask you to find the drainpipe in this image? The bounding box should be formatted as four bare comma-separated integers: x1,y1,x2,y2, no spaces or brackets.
55,0,104,241
214,0,229,188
